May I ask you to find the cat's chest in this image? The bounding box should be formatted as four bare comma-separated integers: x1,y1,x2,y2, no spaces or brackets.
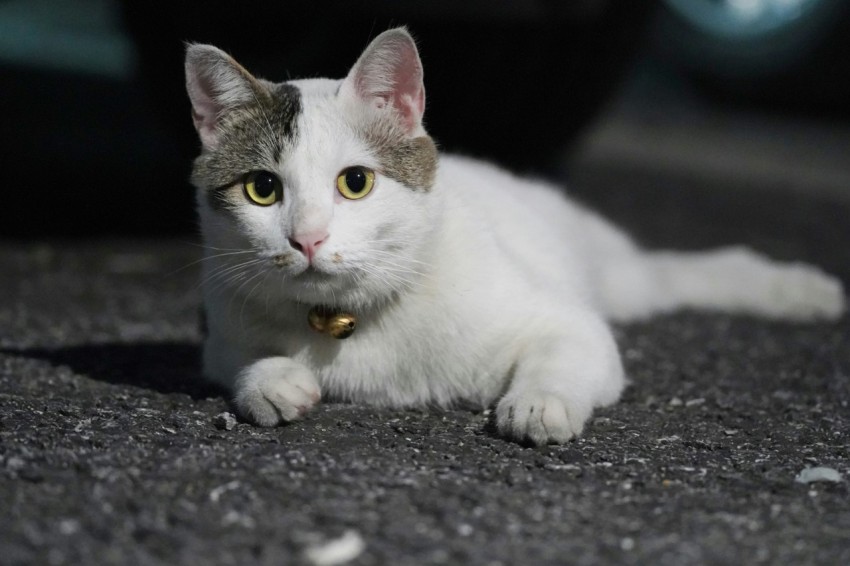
280,301,511,407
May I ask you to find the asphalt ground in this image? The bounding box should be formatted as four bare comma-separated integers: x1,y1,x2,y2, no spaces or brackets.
2,166,849,566
3,60,850,564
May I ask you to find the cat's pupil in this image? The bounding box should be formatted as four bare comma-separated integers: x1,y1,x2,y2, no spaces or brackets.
345,168,367,193
254,172,276,198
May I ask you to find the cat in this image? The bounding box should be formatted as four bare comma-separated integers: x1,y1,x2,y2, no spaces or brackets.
185,28,845,445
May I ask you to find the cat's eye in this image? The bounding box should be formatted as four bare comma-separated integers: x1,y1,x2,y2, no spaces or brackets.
243,171,283,206
336,166,375,200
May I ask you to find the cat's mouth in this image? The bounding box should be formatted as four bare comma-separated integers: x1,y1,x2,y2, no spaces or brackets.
296,264,335,280
289,264,351,296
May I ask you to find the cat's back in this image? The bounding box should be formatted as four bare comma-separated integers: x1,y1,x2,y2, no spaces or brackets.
437,154,609,248
438,154,565,212
434,154,634,293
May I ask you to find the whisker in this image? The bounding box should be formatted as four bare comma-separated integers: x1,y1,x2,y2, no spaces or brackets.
367,254,431,275
167,249,256,277
367,255,433,277
180,241,250,252
200,258,266,296
207,265,263,297
369,248,433,265
227,266,268,324
201,257,262,286
240,268,272,330
358,261,424,292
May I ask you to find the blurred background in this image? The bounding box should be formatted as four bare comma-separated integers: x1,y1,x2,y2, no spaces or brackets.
2,0,849,279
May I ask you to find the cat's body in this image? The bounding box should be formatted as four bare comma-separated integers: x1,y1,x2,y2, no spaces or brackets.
187,29,845,444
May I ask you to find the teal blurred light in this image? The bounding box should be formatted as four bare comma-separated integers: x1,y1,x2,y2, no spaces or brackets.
0,0,136,79
664,0,818,38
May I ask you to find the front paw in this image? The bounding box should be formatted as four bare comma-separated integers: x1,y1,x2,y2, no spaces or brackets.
233,357,321,426
495,390,589,445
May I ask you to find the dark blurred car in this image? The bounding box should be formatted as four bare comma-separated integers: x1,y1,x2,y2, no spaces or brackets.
2,0,653,237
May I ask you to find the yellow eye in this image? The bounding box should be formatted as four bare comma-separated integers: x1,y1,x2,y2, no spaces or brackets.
336,166,375,200
243,171,282,206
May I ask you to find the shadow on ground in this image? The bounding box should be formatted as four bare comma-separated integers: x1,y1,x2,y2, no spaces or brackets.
0,342,224,400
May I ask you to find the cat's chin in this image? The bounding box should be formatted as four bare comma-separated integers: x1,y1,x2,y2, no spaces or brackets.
294,263,356,285
285,268,367,308
282,267,395,311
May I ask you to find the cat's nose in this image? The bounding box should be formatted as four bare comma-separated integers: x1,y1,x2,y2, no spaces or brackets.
289,231,329,263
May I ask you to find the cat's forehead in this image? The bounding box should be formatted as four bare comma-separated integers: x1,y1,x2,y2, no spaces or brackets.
284,77,438,191
286,77,342,97
281,78,373,164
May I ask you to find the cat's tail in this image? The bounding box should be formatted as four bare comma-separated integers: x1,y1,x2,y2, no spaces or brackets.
598,246,846,322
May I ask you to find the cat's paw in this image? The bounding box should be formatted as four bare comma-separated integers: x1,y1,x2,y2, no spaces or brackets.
233,357,321,426
770,265,845,321
495,390,590,445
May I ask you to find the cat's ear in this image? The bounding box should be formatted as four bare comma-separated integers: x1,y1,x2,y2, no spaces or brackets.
185,44,259,149
340,28,426,136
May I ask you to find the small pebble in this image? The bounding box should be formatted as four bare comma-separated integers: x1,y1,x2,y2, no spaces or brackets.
304,530,365,566
794,466,842,484
457,523,473,537
213,412,238,431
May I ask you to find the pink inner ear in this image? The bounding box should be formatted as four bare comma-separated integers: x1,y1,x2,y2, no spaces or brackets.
186,69,224,148
391,47,426,132
352,33,426,135
185,45,258,150
190,94,221,147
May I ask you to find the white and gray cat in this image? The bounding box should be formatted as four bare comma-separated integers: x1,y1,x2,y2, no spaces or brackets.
185,28,845,445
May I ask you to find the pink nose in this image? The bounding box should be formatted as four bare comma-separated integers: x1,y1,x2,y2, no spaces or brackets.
289,231,328,263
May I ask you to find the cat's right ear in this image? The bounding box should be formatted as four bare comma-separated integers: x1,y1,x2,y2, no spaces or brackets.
185,44,258,149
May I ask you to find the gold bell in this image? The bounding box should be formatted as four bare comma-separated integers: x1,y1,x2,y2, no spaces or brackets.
307,305,357,339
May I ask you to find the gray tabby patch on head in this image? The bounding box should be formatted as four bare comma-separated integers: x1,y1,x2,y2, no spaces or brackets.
191,83,302,209
358,114,439,192
383,135,439,191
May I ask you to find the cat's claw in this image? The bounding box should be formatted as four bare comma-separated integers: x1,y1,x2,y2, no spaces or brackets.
233,357,321,426
495,390,587,445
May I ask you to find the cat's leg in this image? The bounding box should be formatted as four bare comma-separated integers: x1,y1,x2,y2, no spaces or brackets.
495,310,625,445
202,333,321,426
598,246,845,321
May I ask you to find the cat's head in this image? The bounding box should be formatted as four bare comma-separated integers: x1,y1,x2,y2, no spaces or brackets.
185,28,440,309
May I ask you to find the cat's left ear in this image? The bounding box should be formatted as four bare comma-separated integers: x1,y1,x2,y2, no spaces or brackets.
340,28,426,136
185,44,260,149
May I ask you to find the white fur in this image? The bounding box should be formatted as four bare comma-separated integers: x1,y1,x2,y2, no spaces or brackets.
191,31,845,445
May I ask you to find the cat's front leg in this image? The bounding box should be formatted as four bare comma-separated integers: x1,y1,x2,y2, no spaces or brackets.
495,312,625,445
234,357,321,426
203,333,321,426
